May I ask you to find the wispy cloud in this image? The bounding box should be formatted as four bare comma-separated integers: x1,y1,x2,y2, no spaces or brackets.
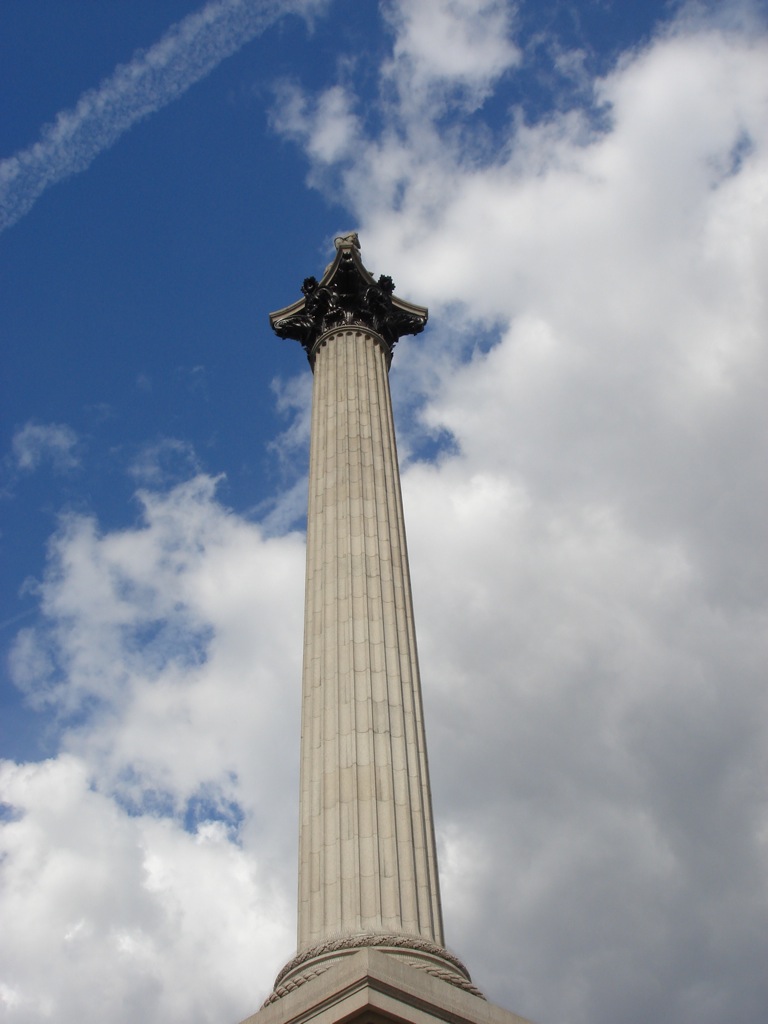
127,437,202,485
12,421,80,473
0,0,323,234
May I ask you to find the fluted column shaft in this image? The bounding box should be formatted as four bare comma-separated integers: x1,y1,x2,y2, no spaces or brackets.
298,326,443,952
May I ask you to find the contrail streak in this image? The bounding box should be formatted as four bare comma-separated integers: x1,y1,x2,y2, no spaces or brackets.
0,0,321,234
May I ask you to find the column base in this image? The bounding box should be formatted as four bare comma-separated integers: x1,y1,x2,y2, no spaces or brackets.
265,933,483,1005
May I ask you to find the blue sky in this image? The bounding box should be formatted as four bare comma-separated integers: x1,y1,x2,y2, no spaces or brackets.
2,2,767,1023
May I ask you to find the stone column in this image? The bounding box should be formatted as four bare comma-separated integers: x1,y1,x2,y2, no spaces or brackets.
300,324,442,948
269,236,474,993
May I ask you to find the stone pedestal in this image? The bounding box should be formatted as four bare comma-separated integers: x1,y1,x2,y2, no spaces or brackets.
240,950,537,1024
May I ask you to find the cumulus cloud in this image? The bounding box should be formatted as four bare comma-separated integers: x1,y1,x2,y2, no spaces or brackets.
0,755,292,1024
0,0,326,234
3,475,305,1020
12,421,80,473
382,0,521,111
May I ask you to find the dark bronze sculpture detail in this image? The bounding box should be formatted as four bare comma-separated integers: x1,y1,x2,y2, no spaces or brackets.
270,236,428,364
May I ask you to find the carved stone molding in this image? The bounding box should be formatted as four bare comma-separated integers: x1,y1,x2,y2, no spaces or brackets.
401,959,486,999
270,932,483,1003
260,964,334,1007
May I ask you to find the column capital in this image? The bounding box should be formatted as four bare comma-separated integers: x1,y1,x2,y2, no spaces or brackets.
269,235,428,364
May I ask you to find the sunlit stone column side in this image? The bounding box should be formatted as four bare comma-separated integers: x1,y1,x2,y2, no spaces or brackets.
298,325,444,951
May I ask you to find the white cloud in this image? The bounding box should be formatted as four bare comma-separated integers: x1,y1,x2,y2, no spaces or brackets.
10,476,305,795
0,0,327,234
0,755,292,1024
3,475,306,1020
382,0,520,111
271,81,361,171
12,421,80,473
402,453,767,1022
128,437,202,485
